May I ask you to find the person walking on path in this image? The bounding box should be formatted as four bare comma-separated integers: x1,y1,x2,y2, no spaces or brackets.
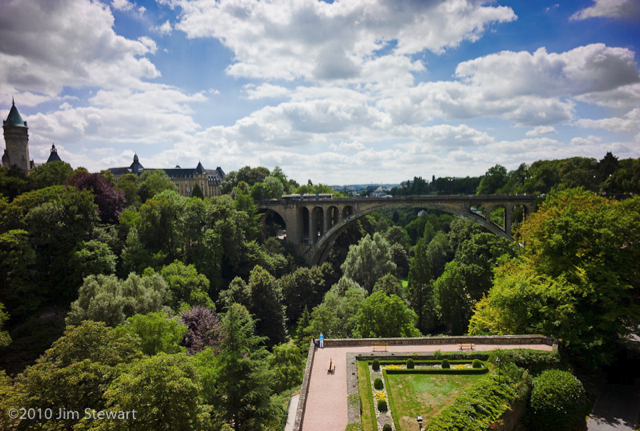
319,333,324,348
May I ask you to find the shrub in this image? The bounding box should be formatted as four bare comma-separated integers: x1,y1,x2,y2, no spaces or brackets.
407,358,415,369
374,377,384,390
345,424,364,431
489,349,560,375
383,425,392,431
372,359,380,371
530,370,588,431
377,399,388,412
473,359,482,368
441,359,450,369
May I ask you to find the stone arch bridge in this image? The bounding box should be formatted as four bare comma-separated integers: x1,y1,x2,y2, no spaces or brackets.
257,195,536,266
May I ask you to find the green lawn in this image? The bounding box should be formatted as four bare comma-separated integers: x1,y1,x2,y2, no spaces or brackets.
385,372,486,431
358,361,376,431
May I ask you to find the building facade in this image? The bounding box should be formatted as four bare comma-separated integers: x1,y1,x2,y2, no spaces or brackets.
109,154,225,198
2,100,34,173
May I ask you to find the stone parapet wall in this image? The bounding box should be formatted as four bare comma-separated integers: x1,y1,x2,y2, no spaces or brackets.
324,334,556,348
293,340,316,431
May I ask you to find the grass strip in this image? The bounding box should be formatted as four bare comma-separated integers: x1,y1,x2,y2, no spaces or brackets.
358,361,376,431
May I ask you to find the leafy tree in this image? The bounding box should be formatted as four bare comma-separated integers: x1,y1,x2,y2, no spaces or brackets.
269,341,304,393
28,161,74,190
191,183,204,199
307,284,366,338
237,166,270,186
354,291,420,338
7,321,142,430
389,243,410,279
279,263,333,325
114,312,187,356
116,173,141,208
0,165,29,201
180,306,223,355
69,240,117,288
425,231,453,279
66,273,170,327
0,302,10,347
341,233,396,293
0,229,39,316
384,226,410,249
407,239,437,333
264,174,285,198
477,164,508,195
95,353,211,431
138,169,177,203
372,273,406,301
67,171,126,224
214,303,281,430
159,260,214,310
470,190,640,368
433,261,472,335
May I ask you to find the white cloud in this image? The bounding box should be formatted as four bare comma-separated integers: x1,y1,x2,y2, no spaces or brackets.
329,141,366,152
243,84,291,100
526,126,558,136
570,135,603,146
576,108,640,132
172,0,516,82
112,0,134,11
570,0,640,20
154,20,173,35
576,83,640,108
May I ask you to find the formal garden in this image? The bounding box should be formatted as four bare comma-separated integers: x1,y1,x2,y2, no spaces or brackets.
351,349,589,431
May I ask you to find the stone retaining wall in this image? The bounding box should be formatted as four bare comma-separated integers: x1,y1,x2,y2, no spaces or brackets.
293,340,316,431
324,334,555,348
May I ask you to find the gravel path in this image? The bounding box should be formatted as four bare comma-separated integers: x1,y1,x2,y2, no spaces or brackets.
302,343,553,431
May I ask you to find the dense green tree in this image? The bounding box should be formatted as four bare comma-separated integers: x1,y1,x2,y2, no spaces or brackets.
0,165,29,200
307,284,366,338
264,174,286,198
138,169,177,203
237,166,270,186
159,261,214,310
95,353,211,430
469,190,640,368
69,240,117,289
477,164,508,195
247,266,287,347
116,173,141,208
214,304,281,431
0,302,10,347
269,341,304,394
5,321,142,430
341,233,396,293
384,225,410,249
354,291,420,338
433,261,472,335
425,231,453,279
372,273,406,301
67,171,126,224
115,312,187,356
66,273,170,327
191,183,204,199
28,161,74,190
529,370,588,431
407,240,437,333
0,229,39,316
279,263,333,325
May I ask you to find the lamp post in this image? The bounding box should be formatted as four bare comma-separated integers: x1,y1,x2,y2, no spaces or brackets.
496,357,502,385
417,416,423,430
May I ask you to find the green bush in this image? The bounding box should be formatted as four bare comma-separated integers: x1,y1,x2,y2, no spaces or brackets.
345,423,364,431
372,359,380,371
530,370,588,431
472,359,482,368
383,425,392,431
489,349,560,375
407,358,415,369
377,399,388,412
441,359,450,369
374,377,384,390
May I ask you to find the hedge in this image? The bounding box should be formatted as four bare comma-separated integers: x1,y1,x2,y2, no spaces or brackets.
489,349,560,375
385,367,488,375
425,362,532,431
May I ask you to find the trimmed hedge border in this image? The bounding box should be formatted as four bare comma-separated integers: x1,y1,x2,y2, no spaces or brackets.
382,369,400,431
367,359,489,375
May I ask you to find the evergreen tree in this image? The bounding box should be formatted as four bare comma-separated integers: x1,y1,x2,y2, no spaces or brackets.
407,239,437,333
191,183,205,199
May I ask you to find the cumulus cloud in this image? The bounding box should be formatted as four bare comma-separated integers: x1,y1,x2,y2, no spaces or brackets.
526,126,558,136
172,0,516,82
576,108,640,132
244,84,291,100
570,0,640,20
154,20,173,35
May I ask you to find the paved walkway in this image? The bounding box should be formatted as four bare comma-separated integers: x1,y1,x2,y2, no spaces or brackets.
284,394,300,431
587,381,640,431
302,343,553,431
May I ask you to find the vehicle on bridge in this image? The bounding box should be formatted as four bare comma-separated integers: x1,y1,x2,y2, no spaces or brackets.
282,193,334,201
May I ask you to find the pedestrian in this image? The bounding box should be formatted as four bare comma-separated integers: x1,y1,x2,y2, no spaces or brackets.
319,332,324,348
313,337,317,349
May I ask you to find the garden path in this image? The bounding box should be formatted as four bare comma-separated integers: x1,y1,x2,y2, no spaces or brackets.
302,343,553,431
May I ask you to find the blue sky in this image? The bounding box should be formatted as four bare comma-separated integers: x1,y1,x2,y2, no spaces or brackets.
1,0,639,184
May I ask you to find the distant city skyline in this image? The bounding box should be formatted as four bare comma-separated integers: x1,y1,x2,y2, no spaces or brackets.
1,0,639,184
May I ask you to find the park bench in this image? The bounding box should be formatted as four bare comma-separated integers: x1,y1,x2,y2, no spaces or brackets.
372,342,388,352
459,342,475,351
327,358,335,374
